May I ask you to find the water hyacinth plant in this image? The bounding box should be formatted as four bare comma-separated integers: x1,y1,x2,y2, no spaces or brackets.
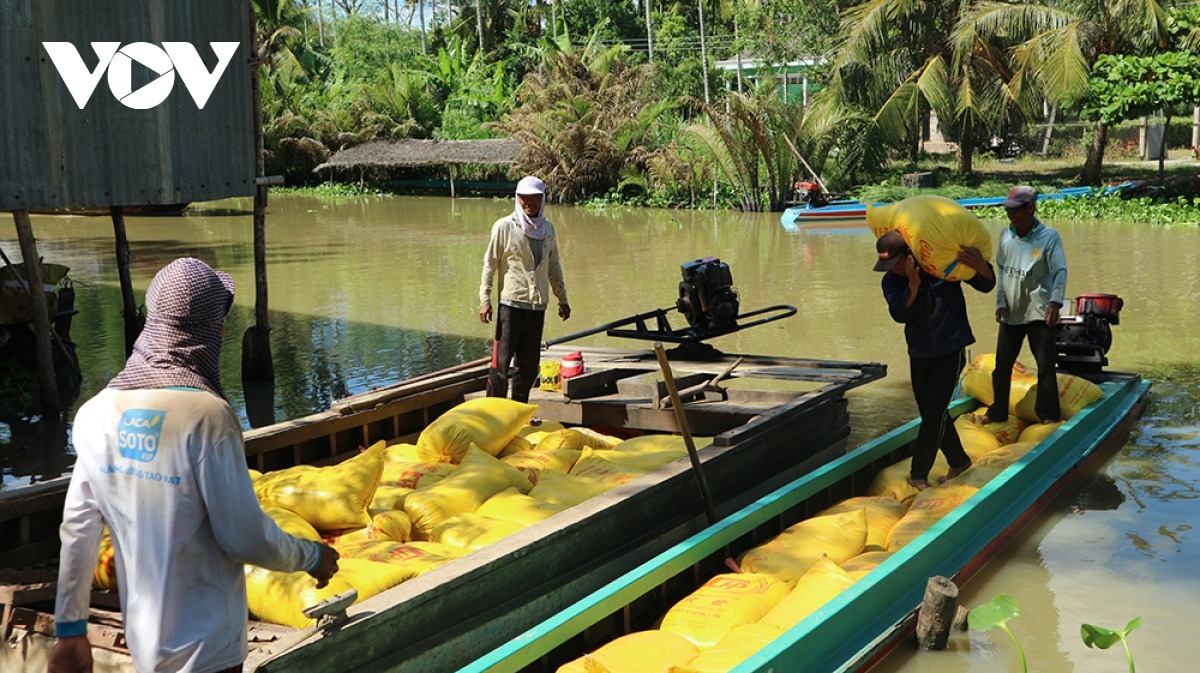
968,594,1027,673
1082,617,1143,673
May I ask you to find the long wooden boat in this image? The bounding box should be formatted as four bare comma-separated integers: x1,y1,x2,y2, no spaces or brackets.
0,344,884,673
465,370,1150,673
780,187,1095,227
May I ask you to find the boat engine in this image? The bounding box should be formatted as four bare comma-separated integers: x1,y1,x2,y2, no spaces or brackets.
677,257,740,334
1055,293,1123,373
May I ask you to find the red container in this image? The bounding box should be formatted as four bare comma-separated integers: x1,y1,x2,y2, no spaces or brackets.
561,352,584,379
1075,293,1123,317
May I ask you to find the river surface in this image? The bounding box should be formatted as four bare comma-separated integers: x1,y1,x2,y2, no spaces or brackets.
3,194,1198,671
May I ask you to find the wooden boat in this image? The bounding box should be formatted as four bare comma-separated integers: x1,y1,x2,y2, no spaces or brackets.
0,344,884,673
464,370,1151,673
780,187,1096,227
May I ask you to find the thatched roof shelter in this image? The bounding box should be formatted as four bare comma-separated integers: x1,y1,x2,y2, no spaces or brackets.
315,138,520,172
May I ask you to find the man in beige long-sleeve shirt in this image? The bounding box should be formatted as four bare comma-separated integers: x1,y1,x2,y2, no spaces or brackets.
479,176,570,403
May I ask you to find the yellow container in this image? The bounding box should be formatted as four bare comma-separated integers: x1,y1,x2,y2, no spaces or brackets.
539,360,561,392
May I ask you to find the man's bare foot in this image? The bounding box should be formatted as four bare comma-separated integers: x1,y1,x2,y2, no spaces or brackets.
974,414,992,425
1041,418,1059,425
907,478,929,491
940,462,971,484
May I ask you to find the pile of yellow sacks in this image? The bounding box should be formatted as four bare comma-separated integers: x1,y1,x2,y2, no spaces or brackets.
554,358,1104,673
187,397,707,629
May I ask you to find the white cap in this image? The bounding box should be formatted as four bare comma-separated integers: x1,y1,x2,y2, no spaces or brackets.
516,176,545,195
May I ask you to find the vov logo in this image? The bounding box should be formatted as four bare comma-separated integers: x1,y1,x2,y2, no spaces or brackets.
42,42,240,110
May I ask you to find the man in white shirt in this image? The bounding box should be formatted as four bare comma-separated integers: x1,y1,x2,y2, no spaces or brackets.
49,258,338,673
479,176,571,403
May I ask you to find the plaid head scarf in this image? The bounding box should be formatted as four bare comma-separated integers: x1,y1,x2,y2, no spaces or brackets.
108,258,235,398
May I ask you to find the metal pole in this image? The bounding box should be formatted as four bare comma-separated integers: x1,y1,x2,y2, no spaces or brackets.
12,210,59,411
653,342,718,526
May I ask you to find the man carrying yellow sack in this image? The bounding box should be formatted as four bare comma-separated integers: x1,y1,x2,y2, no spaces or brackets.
49,258,339,673
978,186,1069,425
875,231,995,490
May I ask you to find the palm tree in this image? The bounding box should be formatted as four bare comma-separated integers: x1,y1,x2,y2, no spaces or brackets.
955,0,1172,184
831,0,993,174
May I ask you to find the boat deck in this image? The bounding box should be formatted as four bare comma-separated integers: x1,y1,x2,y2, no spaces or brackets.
0,346,885,673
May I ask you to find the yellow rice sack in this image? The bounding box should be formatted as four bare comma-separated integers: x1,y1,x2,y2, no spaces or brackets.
432,512,527,550
403,446,526,539
659,573,790,648
537,429,587,452
569,448,650,485
1015,373,1104,422
93,528,117,590
529,469,615,507
615,434,712,453
519,420,565,439
737,510,868,585
255,441,386,530
759,557,856,631
866,195,992,282
1017,421,1063,445
667,623,786,673
380,461,458,490
248,468,262,482
818,497,908,552
840,551,894,579
593,445,687,473
384,442,444,463
974,442,1036,470
244,558,416,629
416,397,537,462
461,444,535,493
321,526,372,545
477,487,568,526
574,427,623,449
886,485,979,551
961,353,1037,411
262,505,322,542
949,463,1008,489
575,631,700,673
866,456,951,502
333,539,465,573
371,510,413,542
955,411,1025,448
502,448,583,486
496,435,534,459
369,485,415,517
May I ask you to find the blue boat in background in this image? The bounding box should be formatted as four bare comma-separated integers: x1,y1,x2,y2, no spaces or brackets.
781,185,1101,229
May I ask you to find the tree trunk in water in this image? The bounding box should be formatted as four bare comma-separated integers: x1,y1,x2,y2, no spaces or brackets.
1081,120,1108,186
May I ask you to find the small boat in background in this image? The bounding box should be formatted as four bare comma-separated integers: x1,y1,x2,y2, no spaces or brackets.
781,186,1098,228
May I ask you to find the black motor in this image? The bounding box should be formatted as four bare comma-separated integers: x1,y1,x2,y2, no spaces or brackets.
677,257,740,334
1055,294,1123,373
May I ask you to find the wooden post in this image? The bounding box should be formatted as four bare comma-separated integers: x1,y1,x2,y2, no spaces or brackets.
449,164,456,199
12,210,59,411
110,206,141,357
243,4,275,386
916,575,959,650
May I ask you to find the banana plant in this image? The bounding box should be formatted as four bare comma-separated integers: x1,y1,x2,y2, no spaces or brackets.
1082,617,1143,673
968,594,1027,673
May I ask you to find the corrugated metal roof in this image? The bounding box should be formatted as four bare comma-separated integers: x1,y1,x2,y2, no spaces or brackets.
0,0,255,210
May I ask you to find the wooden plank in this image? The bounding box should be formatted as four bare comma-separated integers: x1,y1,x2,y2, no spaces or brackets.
560,368,644,400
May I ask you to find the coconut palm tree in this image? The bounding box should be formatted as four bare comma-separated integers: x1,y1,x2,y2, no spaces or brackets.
831,0,998,174
955,0,1173,184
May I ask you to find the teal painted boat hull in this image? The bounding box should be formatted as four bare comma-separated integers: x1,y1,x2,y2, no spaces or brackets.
465,373,1150,673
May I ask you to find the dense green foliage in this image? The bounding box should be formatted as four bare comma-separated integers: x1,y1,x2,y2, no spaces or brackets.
256,0,1200,213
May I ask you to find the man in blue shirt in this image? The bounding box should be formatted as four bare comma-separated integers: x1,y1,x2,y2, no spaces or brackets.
978,186,1069,425
876,230,995,490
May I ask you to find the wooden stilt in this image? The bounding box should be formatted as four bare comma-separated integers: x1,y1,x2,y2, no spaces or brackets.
11,210,59,412
242,6,275,388
449,164,456,199
110,206,141,357
916,575,958,650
